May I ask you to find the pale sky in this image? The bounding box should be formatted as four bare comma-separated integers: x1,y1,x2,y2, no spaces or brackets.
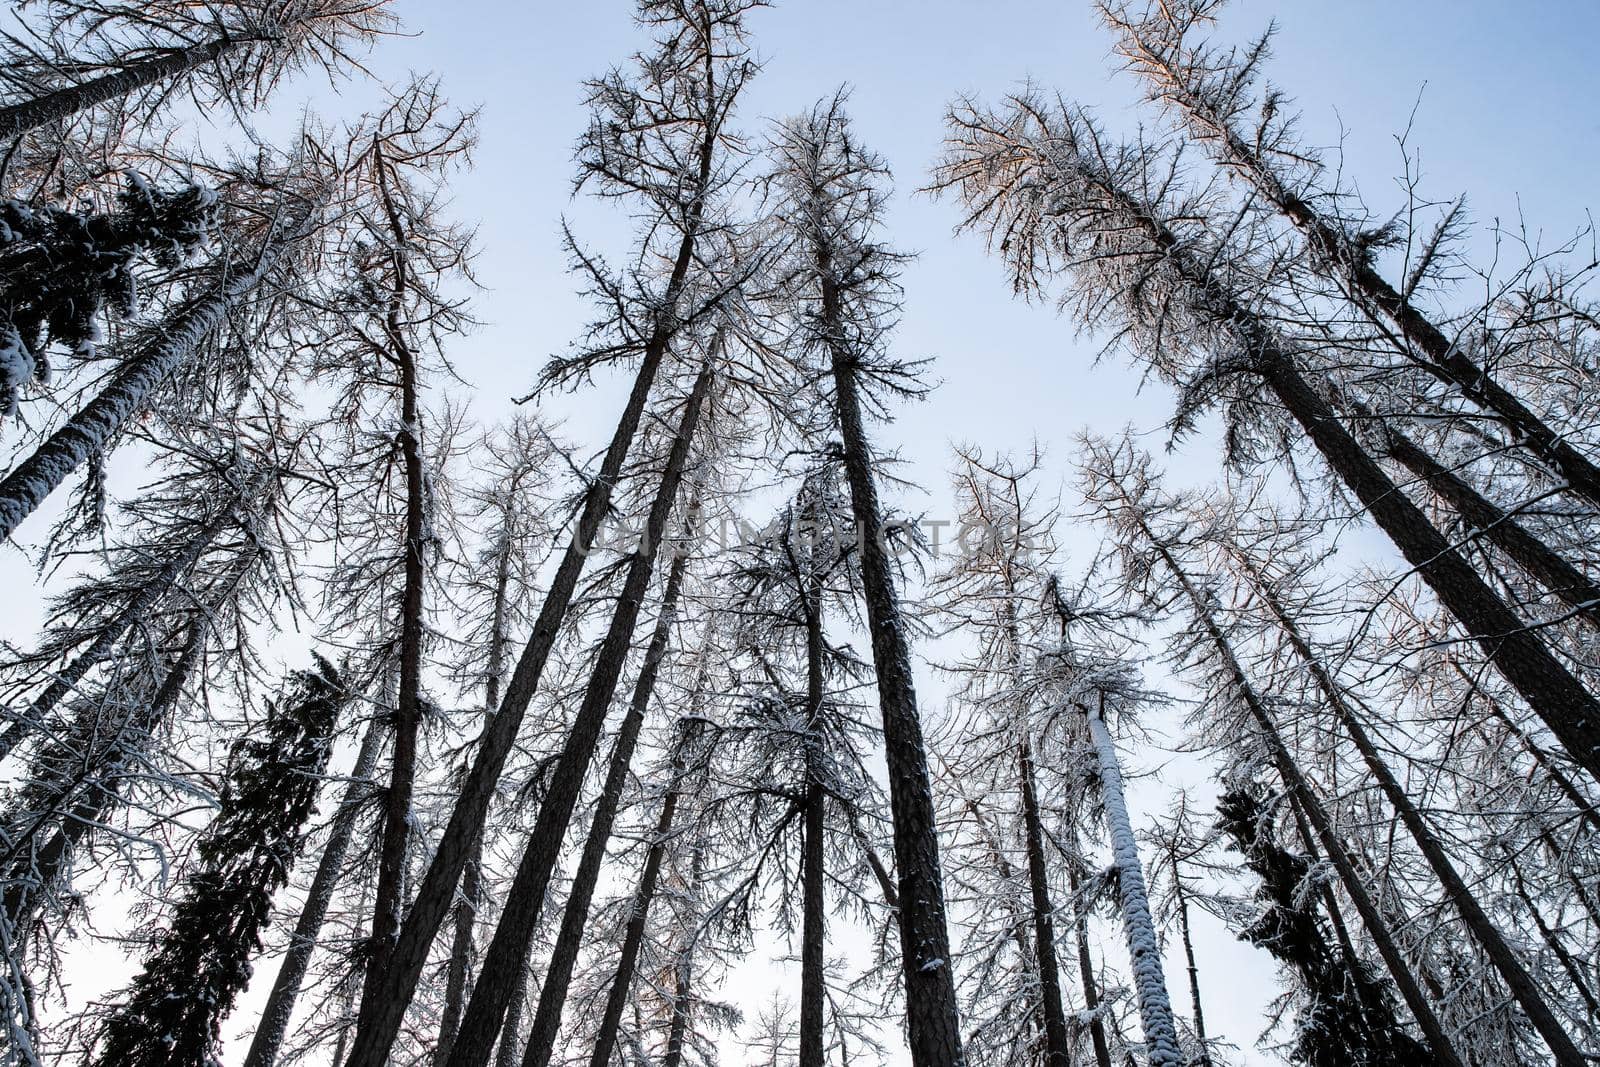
7,1,1599,1063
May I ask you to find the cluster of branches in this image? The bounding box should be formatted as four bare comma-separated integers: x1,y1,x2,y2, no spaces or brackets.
1,2,1596,1067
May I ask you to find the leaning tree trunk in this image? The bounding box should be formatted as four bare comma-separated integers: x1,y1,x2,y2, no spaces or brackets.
1148,530,1467,1067
342,161,715,1067
584,728,701,1067
243,715,386,1067
1258,351,1600,779
823,263,964,1066
0,36,239,142
0,212,315,543
2,546,258,939
1239,558,1591,1065
441,366,714,1067
519,545,690,1067
1084,696,1183,1067
659,837,707,1067
1170,868,1211,1067
0,481,245,761
1385,427,1600,629
1137,59,1600,506
435,526,517,1066
1018,736,1072,1067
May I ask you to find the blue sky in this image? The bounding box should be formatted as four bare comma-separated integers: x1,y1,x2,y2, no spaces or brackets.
11,1,1600,1062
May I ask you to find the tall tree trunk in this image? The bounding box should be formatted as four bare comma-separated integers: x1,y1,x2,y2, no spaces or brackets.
799,570,827,1067
823,263,964,1066
436,529,517,1067
493,961,531,1067
1147,531,1467,1067
365,172,431,990
1170,873,1210,1067
1237,555,1591,1065
1359,407,1600,628
1084,697,1183,1067
1065,822,1113,1067
1018,738,1072,1067
519,545,690,1067
584,731,698,1067
1257,352,1600,778
660,837,706,1067
243,716,386,1067
1132,53,1600,505
0,480,245,761
0,36,237,141
2,547,255,937
342,128,717,1065
0,213,315,542
441,366,714,1067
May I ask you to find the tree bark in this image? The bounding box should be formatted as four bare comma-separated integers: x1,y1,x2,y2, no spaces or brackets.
799,568,828,1067
440,365,713,1067
435,527,517,1066
1239,559,1590,1065
363,163,431,992
243,716,386,1067
519,545,689,1067
583,732,696,1067
0,37,237,141
1148,530,1467,1066
1258,352,1600,779
1018,738,1072,1067
0,211,315,543
1084,698,1183,1067
341,104,719,1065
1064,822,1113,1067
1171,874,1210,1067
823,264,964,1065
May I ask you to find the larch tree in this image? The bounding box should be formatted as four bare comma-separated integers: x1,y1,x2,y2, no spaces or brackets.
765,92,965,1065
337,6,762,1059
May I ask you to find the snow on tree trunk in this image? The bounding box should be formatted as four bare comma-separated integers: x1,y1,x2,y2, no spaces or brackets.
1085,699,1183,1067
0,211,314,543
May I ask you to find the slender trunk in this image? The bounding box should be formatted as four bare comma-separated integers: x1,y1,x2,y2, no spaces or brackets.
584,746,692,1067
243,716,386,1067
520,545,690,1067
799,571,827,1067
1150,70,1600,505
1366,413,1600,628
436,529,517,1066
1259,352,1600,778
1018,738,1072,1067
1171,875,1210,1067
342,112,719,1065
1065,824,1113,1067
1241,558,1591,1065
845,811,899,911
0,36,237,141
0,213,313,542
0,487,243,761
2,546,254,935
1459,666,1600,833
494,962,530,1067
442,366,713,1067
365,169,431,989
823,265,963,1065
1502,844,1600,1020
661,837,707,1067
1148,531,1466,1066
1092,166,1600,776
1084,697,1183,1067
